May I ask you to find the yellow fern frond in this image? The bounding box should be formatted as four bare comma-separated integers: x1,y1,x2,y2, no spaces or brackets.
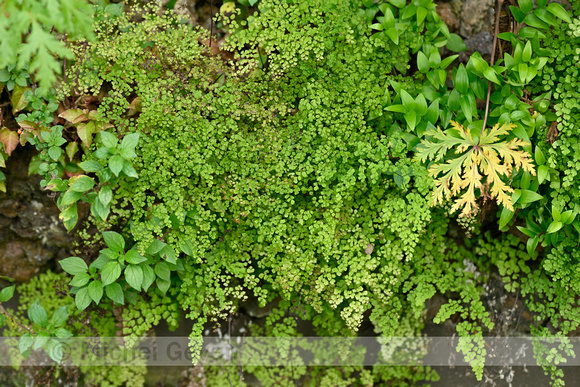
415,121,536,217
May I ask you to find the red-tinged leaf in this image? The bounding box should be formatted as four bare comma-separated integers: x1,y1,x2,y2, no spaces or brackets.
11,85,30,114
127,97,142,116
77,121,95,148
59,109,87,123
0,128,19,156
18,120,40,134
66,142,79,161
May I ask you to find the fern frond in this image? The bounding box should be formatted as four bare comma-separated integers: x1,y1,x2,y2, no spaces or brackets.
417,121,535,217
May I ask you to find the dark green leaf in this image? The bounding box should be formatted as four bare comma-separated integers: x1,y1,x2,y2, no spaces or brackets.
453,64,469,94
499,207,514,229
156,278,171,294
146,239,167,255
516,189,543,204
141,264,155,291
100,131,118,148
48,146,63,161
125,249,147,264
159,245,177,264
526,235,539,256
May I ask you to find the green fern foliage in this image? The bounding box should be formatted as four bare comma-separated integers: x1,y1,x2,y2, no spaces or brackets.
0,0,94,90
416,121,536,217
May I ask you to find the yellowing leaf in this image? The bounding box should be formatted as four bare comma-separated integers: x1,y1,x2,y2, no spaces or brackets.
416,121,536,217
0,128,19,156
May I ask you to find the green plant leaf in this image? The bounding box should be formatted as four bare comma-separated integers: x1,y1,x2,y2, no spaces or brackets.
69,273,91,287
446,34,467,52
141,264,155,291
146,239,167,255
517,0,533,14
125,264,144,291
105,282,124,305
499,207,515,229
510,6,526,23
546,221,563,234
454,64,469,94
88,280,103,304
122,160,139,178
0,285,15,302
98,185,113,207
155,261,171,281
102,231,125,252
125,249,147,265
526,235,539,256
119,133,139,159
68,175,95,192
78,160,102,172
156,278,171,294
33,331,50,350
100,131,118,148
50,305,69,328
159,245,177,264
101,261,122,286
19,333,34,354
47,339,64,363
28,300,48,327
109,155,124,176
417,51,429,73
59,257,88,276
515,189,543,204
75,286,91,311
547,2,571,23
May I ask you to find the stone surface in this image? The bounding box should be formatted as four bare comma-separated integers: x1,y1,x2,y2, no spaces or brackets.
0,145,73,283
436,2,460,32
460,0,494,39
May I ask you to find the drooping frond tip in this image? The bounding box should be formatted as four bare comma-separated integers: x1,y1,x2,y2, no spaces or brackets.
416,121,535,218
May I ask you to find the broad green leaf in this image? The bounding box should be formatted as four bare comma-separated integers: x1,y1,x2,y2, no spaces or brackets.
102,231,125,252
155,261,171,281
446,34,467,52
78,160,102,172
58,109,86,123
552,205,561,222
77,121,95,148
19,333,33,354
156,278,171,295
159,245,177,264
98,185,113,207
109,155,124,176
546,221,563,234
33,331,50,350
517,0,532,14
499,207,514,229
517,226,537,238
100,131,118,149
92,197,110,222
105,282,124,305
87,280,103,304
47,339,64,363
526,235,539,256
125,264,144,291
122,160,139,178
483,67,501,84
119,133,139,159
146,239,167,255
0,285,15,302
417,51,429,73
59,203,79,231
453,64,469,94
101,261,122,286
141,264,155,291
69,175,95,192
50,305,69,328
125,249,147,264
59,257,88,276
28,301,48,327
69,272,91,287
547,3,571,24
75,286,92,311
510,6,526,24
384,27,399,45
440,54,459,69
48,146,63,161
516,189,543,204
65,142,79,161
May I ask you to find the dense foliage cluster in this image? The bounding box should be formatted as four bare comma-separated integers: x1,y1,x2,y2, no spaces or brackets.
0,0,579,386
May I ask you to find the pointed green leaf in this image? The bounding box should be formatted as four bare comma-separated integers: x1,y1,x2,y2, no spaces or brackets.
0,285,15,302
59,257,88,276
125,264,144,291
101,261,122,286
546,221,563,234
102,231,125,252
50,305,69,328
105,282,124,305
88,280,103,304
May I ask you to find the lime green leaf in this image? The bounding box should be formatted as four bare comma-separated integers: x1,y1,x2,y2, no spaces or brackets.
125,249,147,265
526,235,539,256
516,189,542,204
0,285,15,302
547,3,571,24
69,273,91,287
546,221,563,234
109,155,124,176
446,34,467,52
517,0,533,14
155,261,171,281
59,257,88,275
98,185,113,207
417,51,429,73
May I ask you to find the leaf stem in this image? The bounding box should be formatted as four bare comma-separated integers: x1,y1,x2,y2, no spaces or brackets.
481,0,504,137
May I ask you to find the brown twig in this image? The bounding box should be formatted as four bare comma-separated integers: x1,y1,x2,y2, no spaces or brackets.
481,0,505,137
0,303,35,334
